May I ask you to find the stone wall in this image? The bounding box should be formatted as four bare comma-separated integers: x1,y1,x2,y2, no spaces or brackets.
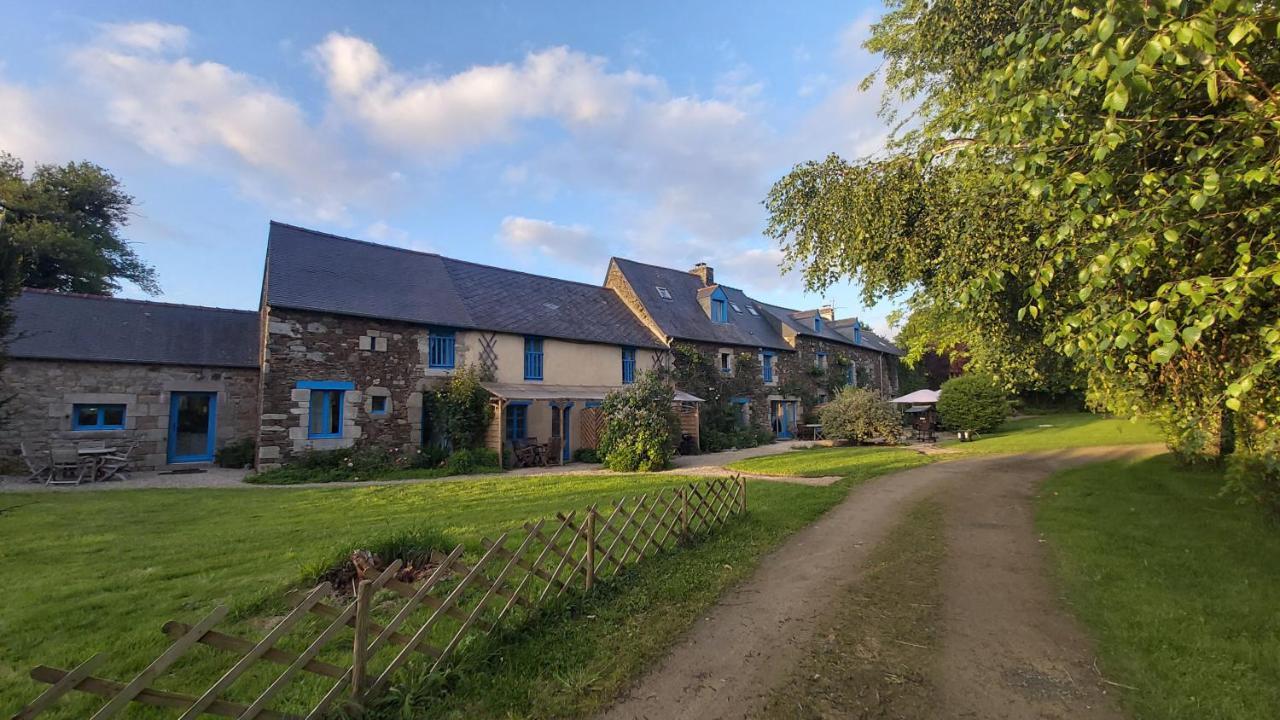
257,307,449,468
0,359,259,470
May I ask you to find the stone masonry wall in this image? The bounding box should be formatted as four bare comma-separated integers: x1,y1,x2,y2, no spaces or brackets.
0,359,258,470
257,307,458,468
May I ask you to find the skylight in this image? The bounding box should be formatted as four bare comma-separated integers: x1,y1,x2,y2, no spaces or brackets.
656,286,672,300
730,302,742,313
747,306,759,316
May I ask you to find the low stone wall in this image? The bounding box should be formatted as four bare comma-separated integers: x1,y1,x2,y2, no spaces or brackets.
0,359,259,470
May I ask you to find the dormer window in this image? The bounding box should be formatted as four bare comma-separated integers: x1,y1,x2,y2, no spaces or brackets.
814,316,824,333
712,298,729,323
656,286,672,300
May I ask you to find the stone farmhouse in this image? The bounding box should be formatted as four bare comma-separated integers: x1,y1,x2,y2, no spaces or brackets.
1,221,901,470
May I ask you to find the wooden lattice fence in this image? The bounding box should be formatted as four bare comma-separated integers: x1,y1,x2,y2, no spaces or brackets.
578,407,605,449
14,477,746,720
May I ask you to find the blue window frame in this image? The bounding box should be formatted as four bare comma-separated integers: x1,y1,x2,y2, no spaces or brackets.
428,328,456,369
524,337,544,380
299,381,353,439
711,298,728,323
846,364,855,386
816,352,828,370
585,400,603,409
72,404,126,431
505,402,529,440
815,316,824,333
621,347,636,384
370,395,388,415
761,351,775,383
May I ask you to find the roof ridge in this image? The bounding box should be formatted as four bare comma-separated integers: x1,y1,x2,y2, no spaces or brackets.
611,256,751,295
19,288,256,316
270,220,444,261
442,255,616,293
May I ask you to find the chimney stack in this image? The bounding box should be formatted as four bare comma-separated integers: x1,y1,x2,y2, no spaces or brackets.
819,305,836,321
689,263,714,286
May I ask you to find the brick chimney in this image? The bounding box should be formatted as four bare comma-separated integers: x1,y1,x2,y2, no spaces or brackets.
819,305,836,321
689,262,714,286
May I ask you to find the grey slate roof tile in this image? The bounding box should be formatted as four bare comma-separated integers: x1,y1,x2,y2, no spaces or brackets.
266,222,664,348
609,258,793,350
7,289,259,367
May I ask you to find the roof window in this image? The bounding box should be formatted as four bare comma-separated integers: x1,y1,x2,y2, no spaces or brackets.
656,286,672,300
747,305,759,316
730,302,743,313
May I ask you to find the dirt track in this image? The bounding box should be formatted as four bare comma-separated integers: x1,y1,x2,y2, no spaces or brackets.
596,447,1158,720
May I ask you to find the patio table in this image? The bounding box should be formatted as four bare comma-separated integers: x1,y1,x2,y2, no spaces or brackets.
77,446,117,482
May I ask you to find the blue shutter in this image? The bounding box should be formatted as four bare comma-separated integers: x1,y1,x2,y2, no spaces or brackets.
429,329,456,368
524,337,544,380
622,347,636,384
762,352,774,383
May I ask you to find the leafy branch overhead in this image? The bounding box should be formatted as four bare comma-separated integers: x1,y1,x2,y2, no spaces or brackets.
766,0,1279,473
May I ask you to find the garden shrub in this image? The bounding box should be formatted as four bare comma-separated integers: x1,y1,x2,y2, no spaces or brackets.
598,372,681,472
436,365,494,450
214,438,255,468
443,448,500,475
572,447,600,464
937,374,1008,435
819,387,902,444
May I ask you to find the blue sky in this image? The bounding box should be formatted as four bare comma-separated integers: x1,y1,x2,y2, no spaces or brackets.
0,1,904,333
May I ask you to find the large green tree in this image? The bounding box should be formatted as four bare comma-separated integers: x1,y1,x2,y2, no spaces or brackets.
766,1,1279,479
0,153,159,296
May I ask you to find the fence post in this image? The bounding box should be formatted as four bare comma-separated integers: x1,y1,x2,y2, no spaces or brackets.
585,508,596,591
351,579,372,703
738,475,747,515
680,486,690,541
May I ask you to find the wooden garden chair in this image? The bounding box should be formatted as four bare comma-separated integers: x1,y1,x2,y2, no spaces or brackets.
97,439,138,482
20,442,50,484
48,446,91,486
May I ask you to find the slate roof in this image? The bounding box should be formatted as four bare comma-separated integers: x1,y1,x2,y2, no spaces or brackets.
607,258,792,350
827,318,904,356
6,289,259,367
265,222,665,348
609,257,901,356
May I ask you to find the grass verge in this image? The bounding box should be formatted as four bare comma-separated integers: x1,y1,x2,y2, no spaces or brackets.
1038,454,1280,720
755,499,945,720
940,412,1164,454
725,446,932,478
0,448,916,717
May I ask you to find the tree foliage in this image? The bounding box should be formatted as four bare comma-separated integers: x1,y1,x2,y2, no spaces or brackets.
819,387,903,444
0,152,159,295
937,374,1010,434
598,371,682,472
434,365,493,451
766,0,1280,472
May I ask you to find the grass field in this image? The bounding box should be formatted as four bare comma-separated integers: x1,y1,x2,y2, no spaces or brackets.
0,451,917,718
1038,455,1280,719
725,446,933,478
940,412,1164,454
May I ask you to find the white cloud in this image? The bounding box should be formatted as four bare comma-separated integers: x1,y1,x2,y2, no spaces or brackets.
715,247,799,294
313,36,656,154
498,216,610,268
60,22,391,222
100,21,190,53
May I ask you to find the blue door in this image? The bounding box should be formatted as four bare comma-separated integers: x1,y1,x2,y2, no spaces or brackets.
772,400,796,439
168,392,217,463
562,406,572,462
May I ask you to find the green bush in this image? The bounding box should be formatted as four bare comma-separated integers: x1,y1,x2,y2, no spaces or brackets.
443,448,500,475
572,447,600,464
598,372,681,472
937,374,1008,435
409,445,449,470
435,365,494,449
214,438,256,468
819,387,902,444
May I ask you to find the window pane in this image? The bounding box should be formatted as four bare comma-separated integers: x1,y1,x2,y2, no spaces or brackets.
75,405,99,427
309,391,327,434
101,405,125,426
325,391,341,434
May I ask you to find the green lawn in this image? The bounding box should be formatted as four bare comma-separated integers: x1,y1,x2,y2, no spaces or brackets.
940,412,1164,454
725,446,933,478
1038,455,1280,719
0,451,916,719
